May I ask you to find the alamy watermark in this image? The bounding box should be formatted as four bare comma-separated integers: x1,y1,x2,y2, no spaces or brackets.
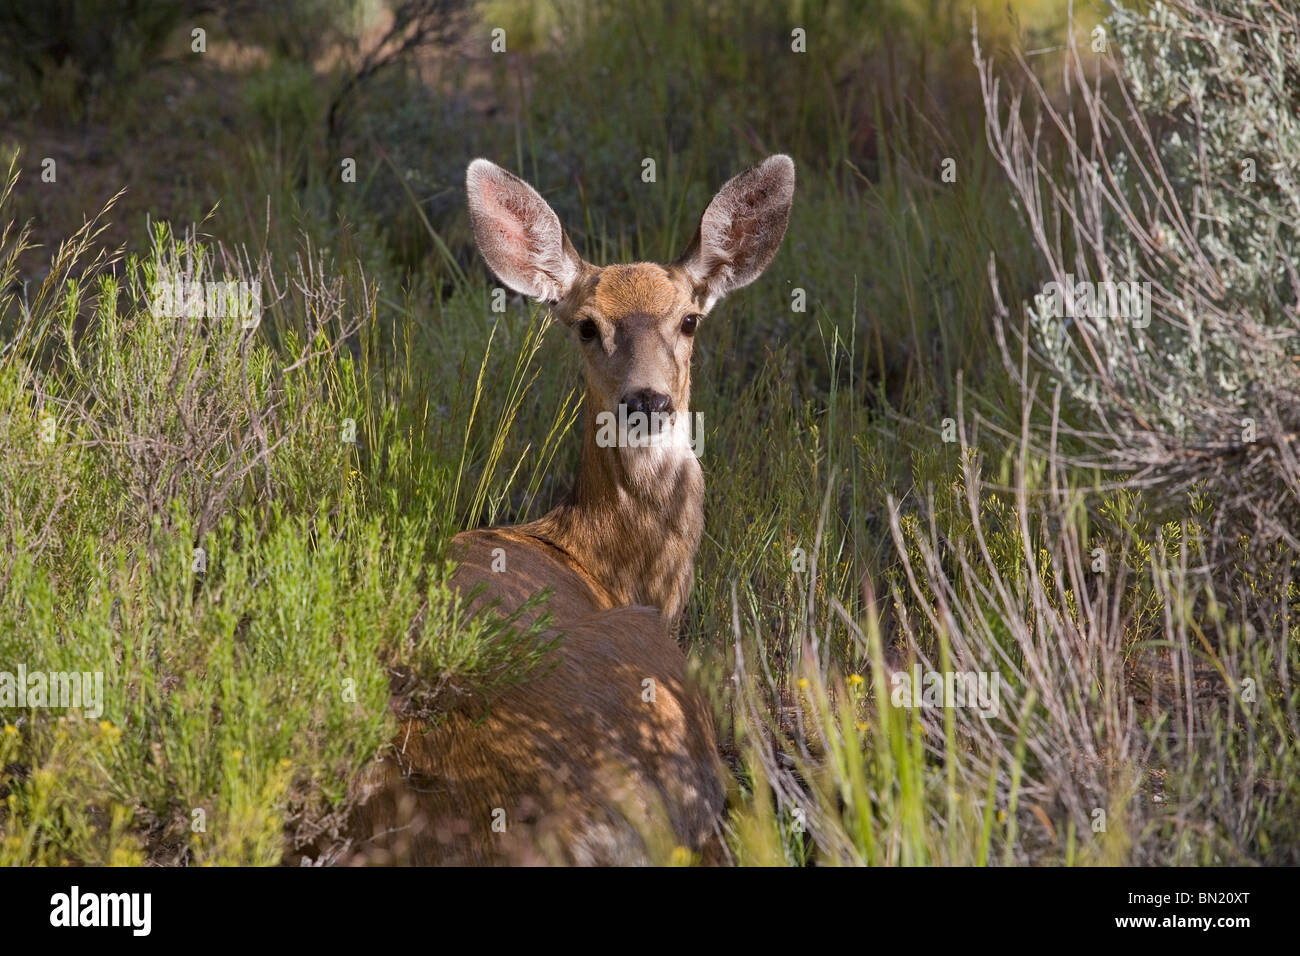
151,273,262,328
50,886,151,936
595,406,705,457
0,665,104,719
890,665,1001,718
1036,274,1151,328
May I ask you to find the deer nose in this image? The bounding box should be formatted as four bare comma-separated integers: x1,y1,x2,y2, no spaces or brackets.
621,389,674,417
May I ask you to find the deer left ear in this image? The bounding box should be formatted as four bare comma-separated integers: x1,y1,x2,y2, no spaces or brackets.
466,159,585,303
674,154,795,309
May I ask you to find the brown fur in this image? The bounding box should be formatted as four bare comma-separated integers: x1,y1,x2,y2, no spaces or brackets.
347,156,794,865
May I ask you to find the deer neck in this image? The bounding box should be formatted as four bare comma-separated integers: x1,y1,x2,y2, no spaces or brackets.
525,396,704,626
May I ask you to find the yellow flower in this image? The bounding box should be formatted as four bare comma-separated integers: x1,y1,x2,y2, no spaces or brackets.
279,758,292,769
99,720,122,743
2,724,17,736
668,846,693,867
231,749,244,760
997,810,1007,823
855,721,868,732
848,673,864,687
797,678,809,690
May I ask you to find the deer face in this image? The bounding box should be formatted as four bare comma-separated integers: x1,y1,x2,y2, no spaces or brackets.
564,263,698,445
466,155,795,473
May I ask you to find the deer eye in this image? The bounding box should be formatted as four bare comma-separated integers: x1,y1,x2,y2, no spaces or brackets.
681,313,701,335
577,319,599,342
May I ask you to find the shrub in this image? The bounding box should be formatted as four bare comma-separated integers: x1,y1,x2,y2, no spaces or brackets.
0,0,197,103
978,0,1300,565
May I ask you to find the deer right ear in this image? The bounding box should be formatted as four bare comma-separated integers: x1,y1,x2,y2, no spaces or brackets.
466,159,584,303
675,154,795,310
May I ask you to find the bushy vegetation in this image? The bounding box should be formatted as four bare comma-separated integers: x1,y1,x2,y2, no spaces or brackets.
1,0,1296,866
983,0,1300,564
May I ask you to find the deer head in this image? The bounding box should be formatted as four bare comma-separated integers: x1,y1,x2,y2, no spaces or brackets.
466,155,795,493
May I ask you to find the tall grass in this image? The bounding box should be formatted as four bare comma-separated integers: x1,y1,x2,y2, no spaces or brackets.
1,0,1295,865
0,167,570,864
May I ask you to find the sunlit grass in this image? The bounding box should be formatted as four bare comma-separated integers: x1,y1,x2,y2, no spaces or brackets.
0,0,1294,867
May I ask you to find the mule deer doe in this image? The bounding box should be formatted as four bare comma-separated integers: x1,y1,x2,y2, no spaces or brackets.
349,155,795,864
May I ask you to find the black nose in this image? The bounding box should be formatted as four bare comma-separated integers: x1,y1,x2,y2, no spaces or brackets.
621,389,674,417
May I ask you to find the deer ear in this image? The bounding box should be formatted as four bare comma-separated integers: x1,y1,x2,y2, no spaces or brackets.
675,154,795,308
466,159,585,303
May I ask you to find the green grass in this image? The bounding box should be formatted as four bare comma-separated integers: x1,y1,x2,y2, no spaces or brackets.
0,0,1296,866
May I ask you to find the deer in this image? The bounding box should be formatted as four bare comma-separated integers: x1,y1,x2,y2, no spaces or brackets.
347,154,796,865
